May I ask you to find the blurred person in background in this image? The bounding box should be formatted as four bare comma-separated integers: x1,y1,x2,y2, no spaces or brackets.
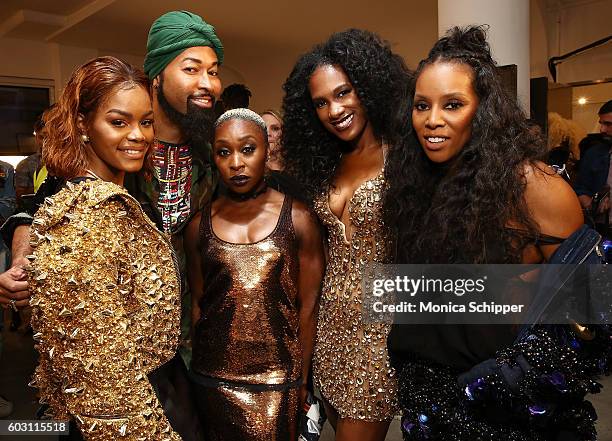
220,83,252,112
15,107,53,212
574,100,612,236
546,112,586,183
0,158,15,418
261,109,284,171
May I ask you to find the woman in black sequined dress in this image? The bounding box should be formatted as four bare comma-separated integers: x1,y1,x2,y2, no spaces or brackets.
385,26,610,441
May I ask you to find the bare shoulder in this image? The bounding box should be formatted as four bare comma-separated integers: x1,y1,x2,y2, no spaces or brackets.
522,161,583,238
291,199,320,236
291,199,318,223
185,211,203,245
189,211,203,228
210,197,222,217
268,188,286,206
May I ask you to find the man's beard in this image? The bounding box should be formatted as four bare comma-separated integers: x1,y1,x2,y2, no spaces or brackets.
156,75,216,149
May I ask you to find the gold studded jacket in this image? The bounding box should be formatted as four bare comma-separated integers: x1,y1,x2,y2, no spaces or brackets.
28,180,181,440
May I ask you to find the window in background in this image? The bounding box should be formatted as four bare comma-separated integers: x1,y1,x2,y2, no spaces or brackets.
0,77,54,159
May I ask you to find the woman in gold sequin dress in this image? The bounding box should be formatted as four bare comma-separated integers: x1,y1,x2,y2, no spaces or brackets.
185,109,325,441
28,57,181,440
281,30,412,440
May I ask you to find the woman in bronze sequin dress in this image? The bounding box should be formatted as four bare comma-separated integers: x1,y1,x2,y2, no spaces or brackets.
28,57,181,440
281,30,412,440
185,109,324,441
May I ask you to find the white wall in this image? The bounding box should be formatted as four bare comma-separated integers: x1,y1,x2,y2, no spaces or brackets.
0,37,56,82
553,0,611,84
529,0,549,79
0,37,149,99
533,0,612,84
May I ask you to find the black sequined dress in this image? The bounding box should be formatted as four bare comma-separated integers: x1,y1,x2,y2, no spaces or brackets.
388,226,611,441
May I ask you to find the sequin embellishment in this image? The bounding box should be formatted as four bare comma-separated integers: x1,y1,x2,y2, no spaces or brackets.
312,171,398,421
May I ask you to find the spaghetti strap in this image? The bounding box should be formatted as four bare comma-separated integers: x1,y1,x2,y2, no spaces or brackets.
534,232,566,246
507,227,566,246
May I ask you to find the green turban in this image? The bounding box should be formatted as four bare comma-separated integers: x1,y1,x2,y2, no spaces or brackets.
144,10,224,79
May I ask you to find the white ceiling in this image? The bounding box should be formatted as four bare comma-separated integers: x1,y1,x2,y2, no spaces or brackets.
1,0,608,109
0,0,438,59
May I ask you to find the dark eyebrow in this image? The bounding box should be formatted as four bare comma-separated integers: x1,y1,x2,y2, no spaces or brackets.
106,109,132,117
214,135,258,144
182,57,202,64
106,109,153,118
311,82,352,101
237,135,258,142
333,83,352,93
181,57,219,68
413,92,471,100
442,92,470,99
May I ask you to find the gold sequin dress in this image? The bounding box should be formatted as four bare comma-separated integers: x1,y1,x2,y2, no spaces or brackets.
28,180,181,441
312,170,398,421
191,196,301,440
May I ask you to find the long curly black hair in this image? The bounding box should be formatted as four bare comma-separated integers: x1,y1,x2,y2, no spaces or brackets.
384,26,547,264
281,29,412,202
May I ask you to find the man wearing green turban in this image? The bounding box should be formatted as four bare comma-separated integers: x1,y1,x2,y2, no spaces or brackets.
126,10,225,440
144,10,224,80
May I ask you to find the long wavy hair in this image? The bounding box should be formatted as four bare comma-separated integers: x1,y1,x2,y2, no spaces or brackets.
43,56,151,179
384,26,546,264
281,29,412,202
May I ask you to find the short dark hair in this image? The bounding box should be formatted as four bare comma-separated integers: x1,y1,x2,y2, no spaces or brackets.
221,84,251,110
598,100,612,115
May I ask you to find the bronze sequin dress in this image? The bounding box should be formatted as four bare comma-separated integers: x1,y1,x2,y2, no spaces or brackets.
312,170,398,421
28,180,181,441
191,196,301,440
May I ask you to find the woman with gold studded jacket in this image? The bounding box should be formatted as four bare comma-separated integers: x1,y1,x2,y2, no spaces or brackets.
27,57,182,440
29,180,181,440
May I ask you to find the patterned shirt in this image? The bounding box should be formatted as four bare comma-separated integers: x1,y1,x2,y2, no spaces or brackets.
152,140,193,233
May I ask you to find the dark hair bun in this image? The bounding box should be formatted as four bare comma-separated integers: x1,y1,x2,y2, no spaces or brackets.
429,25,495,64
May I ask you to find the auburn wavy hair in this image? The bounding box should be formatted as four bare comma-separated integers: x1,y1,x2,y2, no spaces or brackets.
43,56,151,179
